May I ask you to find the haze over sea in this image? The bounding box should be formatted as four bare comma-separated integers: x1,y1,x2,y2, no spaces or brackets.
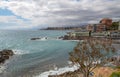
0,30,77,77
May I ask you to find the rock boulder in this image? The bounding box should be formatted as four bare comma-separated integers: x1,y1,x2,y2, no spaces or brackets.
0,49,14,64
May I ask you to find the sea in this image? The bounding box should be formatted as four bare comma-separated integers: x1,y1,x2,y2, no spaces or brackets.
0,30,78,77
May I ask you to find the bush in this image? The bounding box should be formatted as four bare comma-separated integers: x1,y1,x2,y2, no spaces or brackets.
110,72,120,77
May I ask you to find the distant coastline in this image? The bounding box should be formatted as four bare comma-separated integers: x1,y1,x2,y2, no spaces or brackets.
40,26,86,30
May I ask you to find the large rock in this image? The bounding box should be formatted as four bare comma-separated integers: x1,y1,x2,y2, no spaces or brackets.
0,49,14,64
31,37,41,40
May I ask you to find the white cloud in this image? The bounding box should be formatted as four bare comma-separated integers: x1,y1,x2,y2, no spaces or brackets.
0,0,120,29
0,16,23,23
0,16,36,29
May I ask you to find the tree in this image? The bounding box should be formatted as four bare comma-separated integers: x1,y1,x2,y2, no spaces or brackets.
69,38,115,77
110,22,119,30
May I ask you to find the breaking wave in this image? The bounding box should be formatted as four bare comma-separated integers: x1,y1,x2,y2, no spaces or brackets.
34,63,79,77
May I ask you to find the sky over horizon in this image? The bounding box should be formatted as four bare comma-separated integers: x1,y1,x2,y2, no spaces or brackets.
0,0,120,30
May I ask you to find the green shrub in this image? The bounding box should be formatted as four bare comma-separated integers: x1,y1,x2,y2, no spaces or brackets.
116,66,120,69
110,72,120,77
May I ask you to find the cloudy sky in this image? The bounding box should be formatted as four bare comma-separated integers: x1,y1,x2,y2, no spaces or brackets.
0,0,120,29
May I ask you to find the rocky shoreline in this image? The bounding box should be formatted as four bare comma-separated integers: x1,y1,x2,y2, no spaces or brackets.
0,49,14,64
48,43,120,77
48,66,120,77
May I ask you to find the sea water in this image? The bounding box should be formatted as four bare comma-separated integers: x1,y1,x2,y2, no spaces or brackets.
0,30,77,77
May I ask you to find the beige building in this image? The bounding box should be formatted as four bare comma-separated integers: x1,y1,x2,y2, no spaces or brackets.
67,31,90,37
119,21,120,30
86,24,106,32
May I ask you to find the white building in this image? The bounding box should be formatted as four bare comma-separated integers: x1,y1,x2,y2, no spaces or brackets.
109,31,120,39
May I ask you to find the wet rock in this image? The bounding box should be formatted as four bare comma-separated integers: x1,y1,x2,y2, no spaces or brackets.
58,36,64,39
31,38,41,40
0,49,14,64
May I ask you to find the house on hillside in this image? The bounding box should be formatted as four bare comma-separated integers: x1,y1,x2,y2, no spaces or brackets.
100,18,112,30
86,24,106,32
86,18,113,32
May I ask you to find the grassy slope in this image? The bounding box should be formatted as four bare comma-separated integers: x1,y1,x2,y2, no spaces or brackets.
93,67,120,77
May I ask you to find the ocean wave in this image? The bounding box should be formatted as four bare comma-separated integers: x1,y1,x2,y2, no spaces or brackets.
0,57,12,74
0,65,6,73
12,49,30,55
12,49,44,55
34,64,79,77
35,38,47,41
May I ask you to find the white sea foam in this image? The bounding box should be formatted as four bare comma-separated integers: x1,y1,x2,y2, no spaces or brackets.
0,57,12,74
31,37,64,41
0,65,6,73
40,37,47,41
32,37,47,41
35,64,79,77
12,49,30,55
13,49,44,55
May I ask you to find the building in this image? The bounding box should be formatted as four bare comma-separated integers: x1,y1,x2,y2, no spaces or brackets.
67,32,76,38
65,31,90,40
86,24,106,32
119,21,120,30
86,18,112,32
96,24,106,32
100,18,112,30
107,31,120,39
92,31,108,37
86,24,94,32
67,31,90,37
